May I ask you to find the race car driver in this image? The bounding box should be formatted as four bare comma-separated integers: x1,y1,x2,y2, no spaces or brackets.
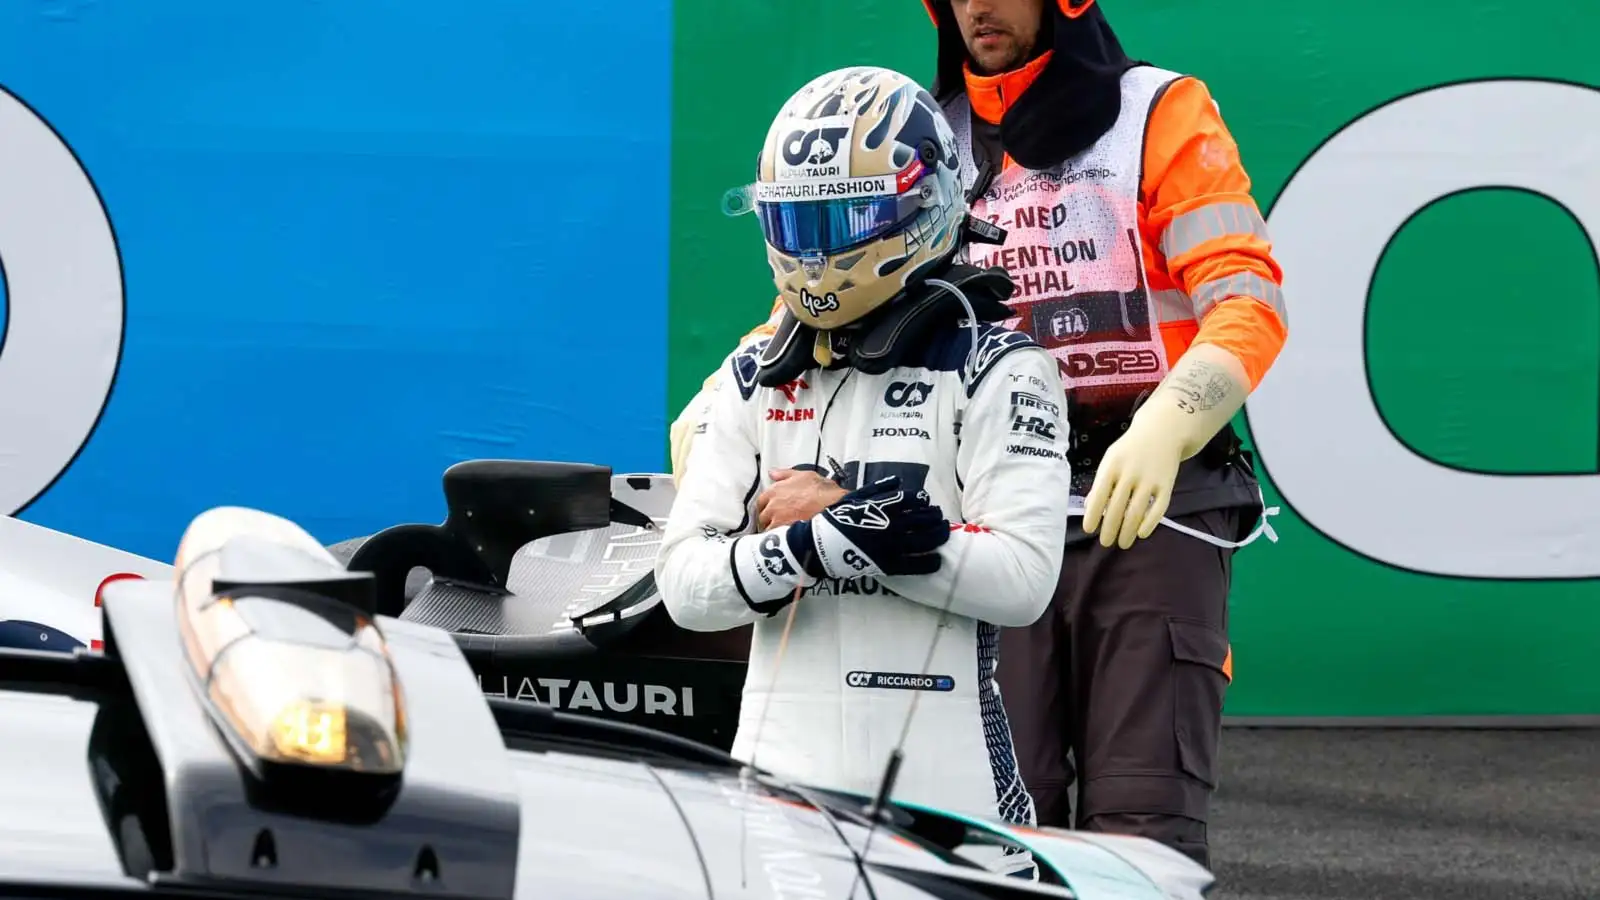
672,0,1290,871
654,64,1072,868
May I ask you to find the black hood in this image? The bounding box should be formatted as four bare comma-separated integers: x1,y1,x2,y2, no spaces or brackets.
929,0,1140,170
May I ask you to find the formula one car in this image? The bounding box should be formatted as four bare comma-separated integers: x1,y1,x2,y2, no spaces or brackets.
325,460,754,751
0,460,750,750
0,499,1214,899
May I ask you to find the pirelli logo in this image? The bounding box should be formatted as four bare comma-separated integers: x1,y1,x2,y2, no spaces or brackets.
844,671,955,691
1010,391,1059,418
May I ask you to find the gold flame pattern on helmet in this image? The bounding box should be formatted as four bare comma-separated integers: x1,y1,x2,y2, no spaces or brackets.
750,65,966,331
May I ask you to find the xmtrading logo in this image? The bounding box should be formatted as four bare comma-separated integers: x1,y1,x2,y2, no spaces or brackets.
1252,78,1600,579
0,86,125,516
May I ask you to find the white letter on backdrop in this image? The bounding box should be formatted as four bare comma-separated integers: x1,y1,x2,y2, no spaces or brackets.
0,87,124,515
1251,79,1600,579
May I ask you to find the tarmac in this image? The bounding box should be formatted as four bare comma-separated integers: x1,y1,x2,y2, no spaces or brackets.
1207,727,1600,900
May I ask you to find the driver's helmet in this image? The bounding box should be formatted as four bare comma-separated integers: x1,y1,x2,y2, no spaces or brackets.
726,66,965,331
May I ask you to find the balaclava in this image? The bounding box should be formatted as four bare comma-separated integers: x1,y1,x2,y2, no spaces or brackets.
927,0,1139,169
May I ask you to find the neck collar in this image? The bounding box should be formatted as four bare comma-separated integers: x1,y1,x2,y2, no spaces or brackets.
962,51,1053,125
931,1,1139,169
753,264,1016,386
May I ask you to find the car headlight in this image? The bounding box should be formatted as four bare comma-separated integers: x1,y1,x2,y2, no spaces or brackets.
173,507,407,776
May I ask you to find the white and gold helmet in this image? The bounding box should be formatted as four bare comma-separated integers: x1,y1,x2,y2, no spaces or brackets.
726,66,966,331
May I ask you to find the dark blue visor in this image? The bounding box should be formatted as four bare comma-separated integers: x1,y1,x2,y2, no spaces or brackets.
757,192,923,257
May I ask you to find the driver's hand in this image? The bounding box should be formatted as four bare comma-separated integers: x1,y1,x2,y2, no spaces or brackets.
757,468,848,531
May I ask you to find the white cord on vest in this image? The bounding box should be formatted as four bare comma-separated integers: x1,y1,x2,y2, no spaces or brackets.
1064,488,1282,549
923,277,981,389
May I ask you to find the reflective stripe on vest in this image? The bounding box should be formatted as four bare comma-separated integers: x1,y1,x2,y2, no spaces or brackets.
1158,203,1287,325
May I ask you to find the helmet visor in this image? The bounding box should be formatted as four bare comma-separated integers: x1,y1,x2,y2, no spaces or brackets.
756,194,917,257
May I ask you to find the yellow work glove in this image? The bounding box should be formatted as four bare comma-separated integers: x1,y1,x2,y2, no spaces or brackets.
1082,342,1251,549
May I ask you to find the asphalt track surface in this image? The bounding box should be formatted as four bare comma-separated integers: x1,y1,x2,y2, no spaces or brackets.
1207,728,1600,900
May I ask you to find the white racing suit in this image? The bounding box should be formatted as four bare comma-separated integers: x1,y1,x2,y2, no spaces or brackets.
655,320,1072,869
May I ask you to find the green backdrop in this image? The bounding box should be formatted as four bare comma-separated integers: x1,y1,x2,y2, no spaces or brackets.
668,1,1600,720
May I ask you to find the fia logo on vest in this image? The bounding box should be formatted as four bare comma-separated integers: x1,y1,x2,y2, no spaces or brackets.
1049,306,1091,341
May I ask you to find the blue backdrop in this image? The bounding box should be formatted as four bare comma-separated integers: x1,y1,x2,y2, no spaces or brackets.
0,0,672,560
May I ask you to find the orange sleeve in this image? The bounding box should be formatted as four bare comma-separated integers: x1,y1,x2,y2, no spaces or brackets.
1142,77,1287,390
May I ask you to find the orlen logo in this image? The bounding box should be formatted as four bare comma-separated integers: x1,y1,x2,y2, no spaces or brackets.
91,573,145,651
776,377,809,403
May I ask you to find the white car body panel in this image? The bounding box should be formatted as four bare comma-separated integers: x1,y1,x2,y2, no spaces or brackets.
0,515,172,649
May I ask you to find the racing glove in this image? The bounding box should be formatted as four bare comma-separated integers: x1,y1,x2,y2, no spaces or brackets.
785,475,950,578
